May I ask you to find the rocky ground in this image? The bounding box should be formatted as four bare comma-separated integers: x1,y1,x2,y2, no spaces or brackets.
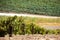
0,34,60,40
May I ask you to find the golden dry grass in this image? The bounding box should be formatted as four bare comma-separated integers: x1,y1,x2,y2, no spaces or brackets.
38,23,60,26
23,17,60,26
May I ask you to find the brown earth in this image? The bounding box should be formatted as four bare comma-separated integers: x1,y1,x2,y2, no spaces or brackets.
0,34,60,40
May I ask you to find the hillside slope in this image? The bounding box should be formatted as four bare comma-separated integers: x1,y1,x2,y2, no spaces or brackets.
0,0,60,16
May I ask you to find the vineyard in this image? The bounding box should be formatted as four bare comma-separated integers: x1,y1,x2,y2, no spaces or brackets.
0,0,60,16
0,16,60,37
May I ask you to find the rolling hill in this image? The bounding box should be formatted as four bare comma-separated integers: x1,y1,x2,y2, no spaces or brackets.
0,0,60,16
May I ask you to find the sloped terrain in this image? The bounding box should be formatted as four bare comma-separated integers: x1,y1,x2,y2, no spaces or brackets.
0,0,60,16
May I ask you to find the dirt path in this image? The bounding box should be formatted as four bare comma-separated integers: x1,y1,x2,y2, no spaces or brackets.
0,35,60,40
0,13,60,18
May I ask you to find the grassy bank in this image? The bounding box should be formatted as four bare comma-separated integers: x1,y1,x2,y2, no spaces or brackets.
0,0,60,16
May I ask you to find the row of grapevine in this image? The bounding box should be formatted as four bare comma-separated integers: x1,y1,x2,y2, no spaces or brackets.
0,16,60,37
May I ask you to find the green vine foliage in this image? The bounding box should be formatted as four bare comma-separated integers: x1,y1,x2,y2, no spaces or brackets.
0,16,60,37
